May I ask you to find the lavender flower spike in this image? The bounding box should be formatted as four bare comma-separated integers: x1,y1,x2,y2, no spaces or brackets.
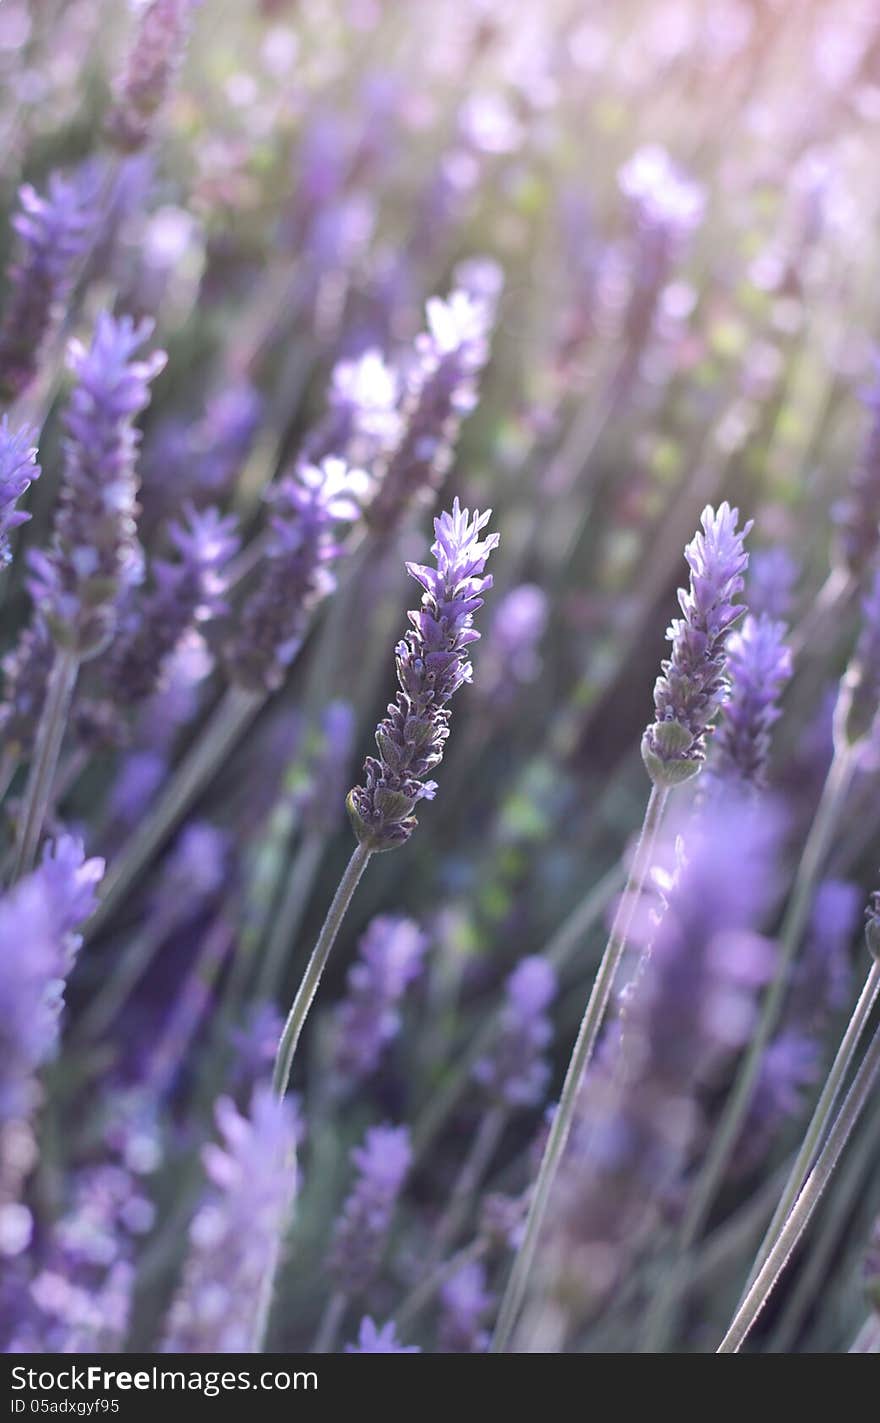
348,499,499,851
332,916,428,1086
0,420,41,566
712,614,793,786
0,177,90,406
328,1125,411,1299
473,957,557,1109
28,314,166,659
642,502,752,786
226,459,366,694
366,289,497,532
161,1087,299,1352
106,0,194,154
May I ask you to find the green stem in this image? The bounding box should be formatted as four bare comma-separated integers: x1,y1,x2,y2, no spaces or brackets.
86,685,263,941
490,782,670,1353
746,959,880,1297
647,743,856,1349
256,830,327,1001
717,1021,880,1353
10,647,79,882
271,841,372,1100
313,1290,347,1355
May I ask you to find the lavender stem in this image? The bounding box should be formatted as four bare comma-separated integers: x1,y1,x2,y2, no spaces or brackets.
10,647,79,882
491,782,670,1352
256,830,327,1000
717,1021,880,1353
271,841,372,1100
428,1106,507,1269
746,959,880,1296
313,1290,348,1355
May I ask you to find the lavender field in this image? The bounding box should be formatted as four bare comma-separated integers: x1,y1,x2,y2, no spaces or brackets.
1,0,880,1359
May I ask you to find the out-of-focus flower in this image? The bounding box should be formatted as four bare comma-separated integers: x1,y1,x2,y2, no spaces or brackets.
438,1260,494,1352
748,548,798,622
711,614,792,786
294,701,358,836
106,0,195,153
0,617,53,756
105,504,239,711
226,459,366,694
0,177,91,405
27,314,166,659
332,916,427,1085
532,791,782,1338
345,1316,420,1352
328,1125,411,1299
0,839,103,1259
366,291,498,531
304,349,401,467
0,420,40,567
348,500,498,851
161,1087,299,1352
642,503,752,786
473,957,557,1109
481,584,549,704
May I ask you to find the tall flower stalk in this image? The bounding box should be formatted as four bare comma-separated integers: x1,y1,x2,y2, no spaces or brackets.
492,501,752,1352
11,316,165,881
271,499,498,1100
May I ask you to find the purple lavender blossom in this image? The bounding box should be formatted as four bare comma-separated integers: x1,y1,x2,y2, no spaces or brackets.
0,617,54,756
106,0,194,153
0,176,90,405
711,614,792,786
303,349,400,469
105,503,239,709
836,565,880,746
539,791,782,1330
642,502,752,786
366,291,497,532
345,1316,421,1353
152,821,230,928
226,459,366,694
228,1003,284,1096
348,500,499,851
332,916,428,1085
473,957,557,1109
0,839,103,1260
328,1125,411,1298
481,583,549,704
161,1087,299,1352
27,314,165,658
0,420,40,566
834,360,880,577
438,1261,494,1353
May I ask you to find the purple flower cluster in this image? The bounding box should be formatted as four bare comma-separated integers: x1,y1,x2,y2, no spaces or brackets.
161,1087,299,1352
366,292,497,532
348,500,498,850
0,839,103,1260
0,177,90,405
711,614,793,786
438,1261,494,1353
540,791,782,1330
226,459,365,694
642,503,752,786
105,504,239,711
106,0,194,153
473,956,557,1109
332,916,427,1085
328,1125,411,1299
0,419,40,567
28,314,166,658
